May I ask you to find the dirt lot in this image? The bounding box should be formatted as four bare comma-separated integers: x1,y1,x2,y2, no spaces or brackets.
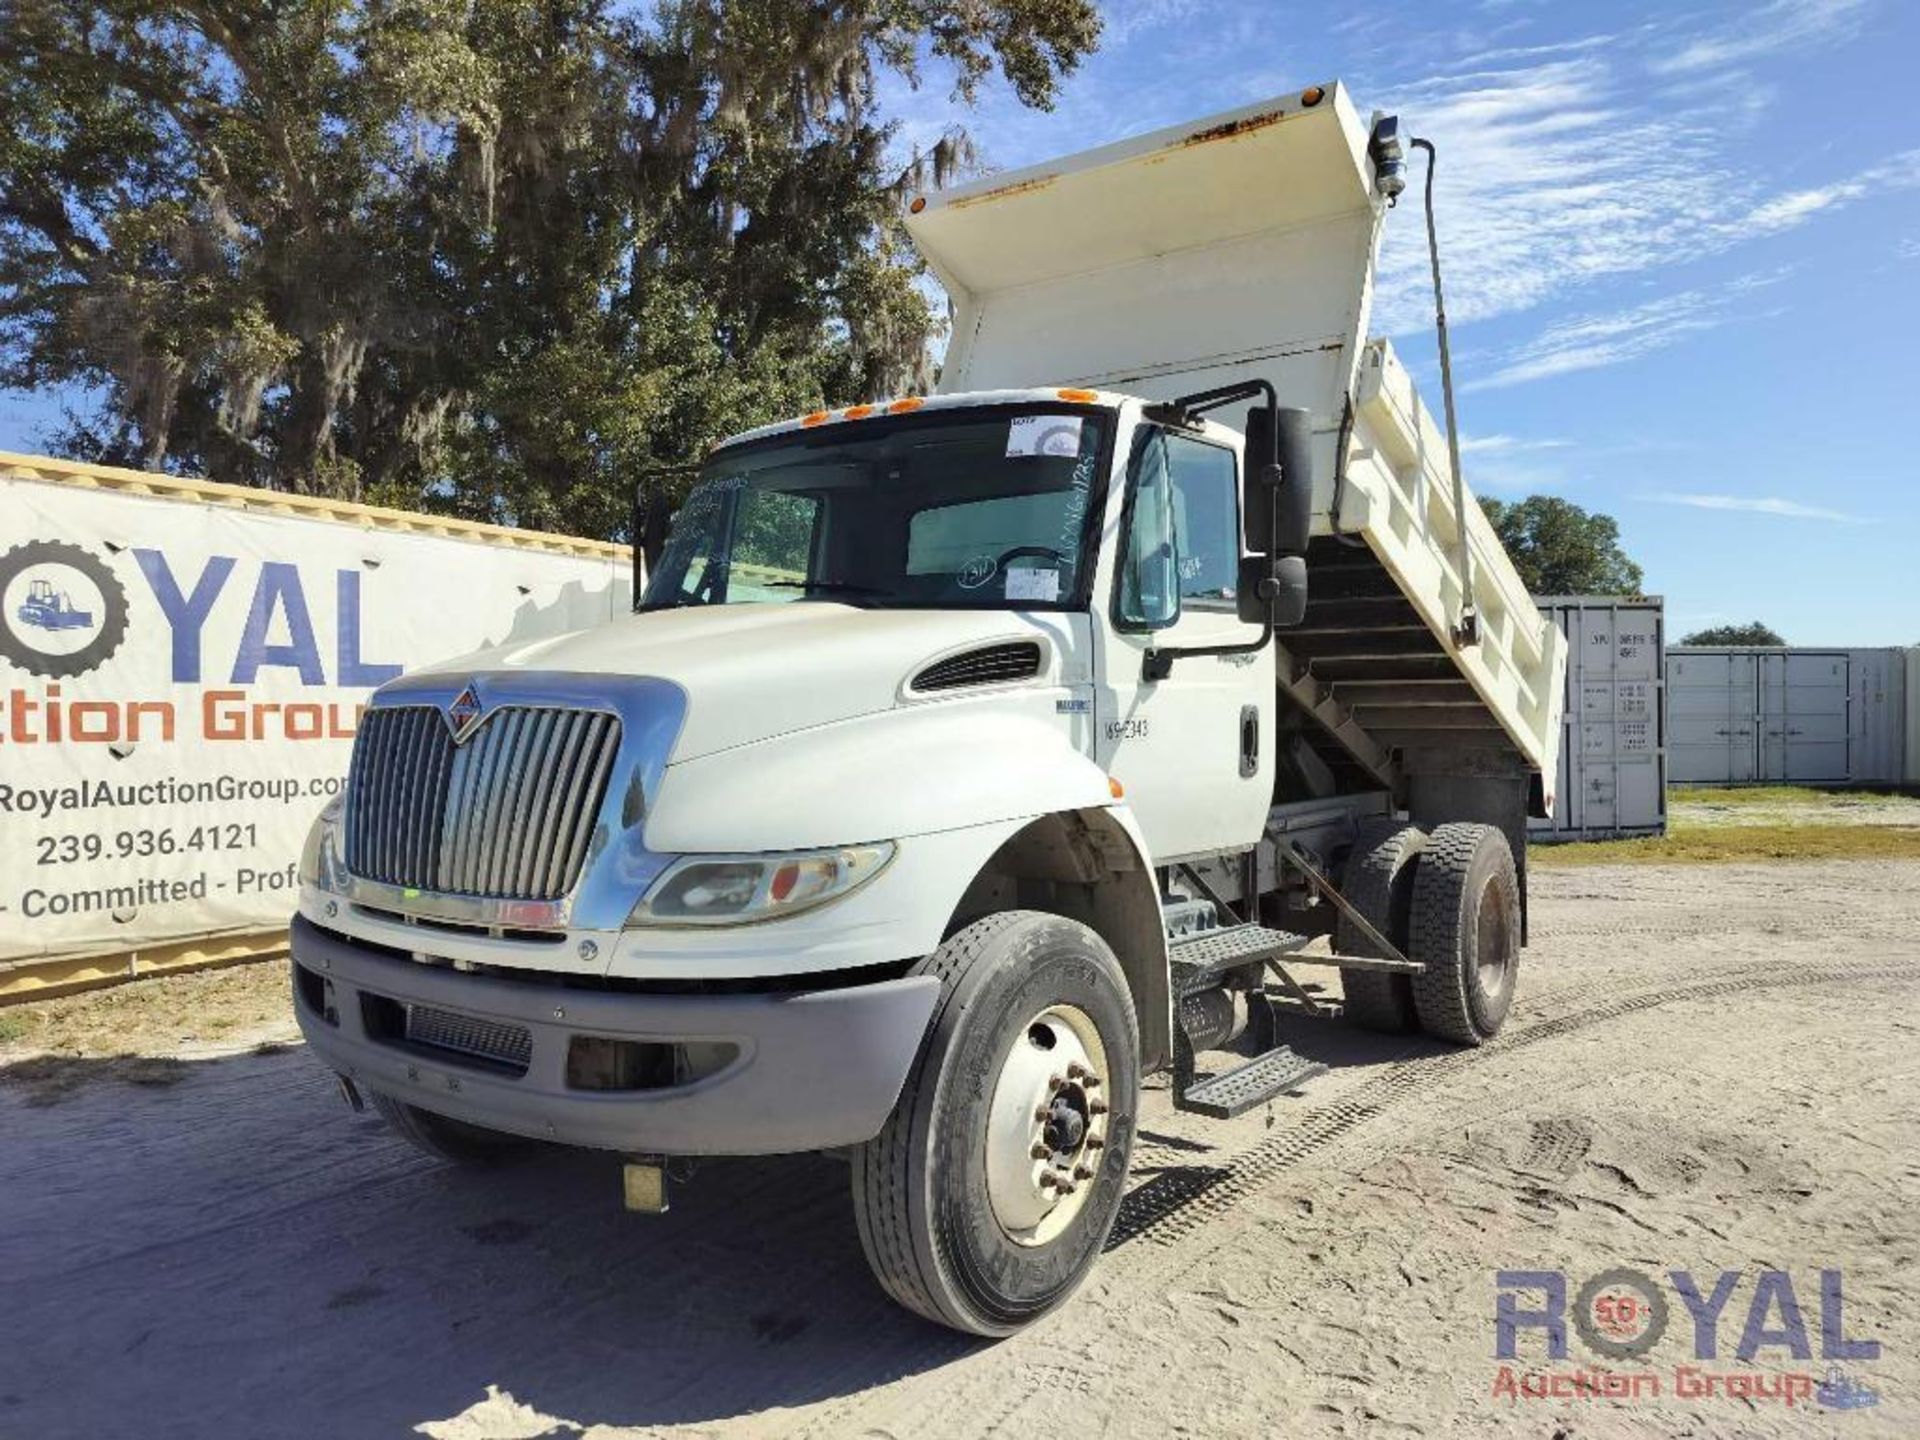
2,855,1915,1439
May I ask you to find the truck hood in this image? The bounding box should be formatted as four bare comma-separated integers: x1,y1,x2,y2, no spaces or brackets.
411,603,1078,764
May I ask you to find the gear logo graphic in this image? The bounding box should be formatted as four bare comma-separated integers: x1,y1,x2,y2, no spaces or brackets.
0,540,131,678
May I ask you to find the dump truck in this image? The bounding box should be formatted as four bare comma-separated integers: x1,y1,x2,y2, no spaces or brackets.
291,82,1567,1336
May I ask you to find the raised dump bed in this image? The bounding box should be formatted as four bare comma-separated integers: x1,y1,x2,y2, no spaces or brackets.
907,82,1567,809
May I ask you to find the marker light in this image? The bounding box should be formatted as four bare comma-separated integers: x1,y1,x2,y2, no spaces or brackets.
627,843,896,927
888,397,925,414
843,404,874,419
1056,388,1099,403
1300,86,1325,107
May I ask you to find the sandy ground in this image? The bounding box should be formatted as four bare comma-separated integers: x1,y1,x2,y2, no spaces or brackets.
1,859,1915,1439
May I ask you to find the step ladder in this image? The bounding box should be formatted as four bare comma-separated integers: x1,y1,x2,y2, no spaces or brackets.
1165,845,1423,1120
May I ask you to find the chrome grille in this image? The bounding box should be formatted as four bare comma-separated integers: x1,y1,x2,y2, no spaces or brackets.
346,704,621,901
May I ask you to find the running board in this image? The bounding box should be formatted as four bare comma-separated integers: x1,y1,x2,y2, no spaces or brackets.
1177,1046,1328,1119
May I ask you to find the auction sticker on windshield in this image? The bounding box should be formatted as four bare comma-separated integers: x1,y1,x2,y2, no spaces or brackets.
1006,415,1083,458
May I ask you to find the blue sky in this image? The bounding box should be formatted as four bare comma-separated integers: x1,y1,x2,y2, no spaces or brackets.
4,0,1915,644
874,0,1920,645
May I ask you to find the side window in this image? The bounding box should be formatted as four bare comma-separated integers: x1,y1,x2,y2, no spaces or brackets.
1117,430,1240,628
1165,434,1240,610
1118,432,1178,627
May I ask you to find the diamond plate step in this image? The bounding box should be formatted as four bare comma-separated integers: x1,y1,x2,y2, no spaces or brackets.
1177,1046,1328,1119
1168,924,1300,993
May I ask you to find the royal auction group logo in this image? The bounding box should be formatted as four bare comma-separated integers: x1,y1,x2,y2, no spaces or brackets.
1493,1266,1882,1411
0,540,130,679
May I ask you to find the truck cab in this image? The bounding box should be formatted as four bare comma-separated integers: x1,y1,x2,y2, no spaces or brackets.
291,83,1566,1337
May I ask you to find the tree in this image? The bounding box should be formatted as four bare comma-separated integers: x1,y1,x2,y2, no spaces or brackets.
0,0,1099,531
1680,622,1786,646
1478,495,1644,597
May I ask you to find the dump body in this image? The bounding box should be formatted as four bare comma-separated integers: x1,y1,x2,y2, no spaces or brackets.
907,83,1566,805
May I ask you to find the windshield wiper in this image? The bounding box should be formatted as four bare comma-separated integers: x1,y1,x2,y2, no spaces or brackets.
765,580,890,597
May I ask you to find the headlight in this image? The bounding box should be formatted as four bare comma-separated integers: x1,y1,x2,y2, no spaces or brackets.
300,795,346,887
626,843,896,927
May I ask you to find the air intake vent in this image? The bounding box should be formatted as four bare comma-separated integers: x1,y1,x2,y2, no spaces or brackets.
912,642,1044,692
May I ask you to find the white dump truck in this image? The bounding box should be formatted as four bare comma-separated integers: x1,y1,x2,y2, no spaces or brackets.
293,83,1567,1336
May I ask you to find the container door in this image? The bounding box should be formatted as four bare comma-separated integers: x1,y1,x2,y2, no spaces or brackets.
1668,651,1757,783
1760,652,1849,782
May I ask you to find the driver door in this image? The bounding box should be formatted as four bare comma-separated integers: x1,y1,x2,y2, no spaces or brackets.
1095,425,1274,861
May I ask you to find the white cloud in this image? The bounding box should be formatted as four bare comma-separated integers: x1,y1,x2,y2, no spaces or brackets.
1648,492,1866,524
1459,433,1571,455
1744,150,1920,234
1650,0,1869,75
1464,287,1734,390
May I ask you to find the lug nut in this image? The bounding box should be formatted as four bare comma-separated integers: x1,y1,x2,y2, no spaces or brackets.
1056,1180,1077,1196
1074,1164,1095,1180
1039,1173,1059,1190
1049,1074,1066,1089
1089,1099,1109,1115
1067,1062,1089,1080
1031,1142,1050,1160
1085,1135,1104,1149
1034,1105,1052,1122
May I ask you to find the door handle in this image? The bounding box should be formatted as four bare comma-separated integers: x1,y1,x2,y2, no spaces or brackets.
1239,705,1260,779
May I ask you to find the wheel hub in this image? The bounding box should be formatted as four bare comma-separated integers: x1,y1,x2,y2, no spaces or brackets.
984,1006,1110,1246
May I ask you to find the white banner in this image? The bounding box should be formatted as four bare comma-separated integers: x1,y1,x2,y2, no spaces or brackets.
0,472,630,962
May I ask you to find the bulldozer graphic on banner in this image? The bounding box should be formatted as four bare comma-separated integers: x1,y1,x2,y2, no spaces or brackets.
17,576,94,632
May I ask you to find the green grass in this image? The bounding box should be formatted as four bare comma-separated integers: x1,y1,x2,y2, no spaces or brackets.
1534,819,1920,866
0,1011,32,1044
1669,786,1909,808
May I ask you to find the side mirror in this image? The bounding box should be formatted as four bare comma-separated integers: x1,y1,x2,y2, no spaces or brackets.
1274,407,1314,556
1242,405,1277,554
1238,554,1307,627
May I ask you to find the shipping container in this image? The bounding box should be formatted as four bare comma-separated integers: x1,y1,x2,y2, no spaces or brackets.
1909,649,1920,785
1668,646,1910,787
1528,596,1666,842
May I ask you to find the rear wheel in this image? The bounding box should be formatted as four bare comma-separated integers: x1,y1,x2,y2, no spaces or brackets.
1408,823,1520,1045
368,1091,527,1165
851,911,1139,1336
1336,818,1425,1033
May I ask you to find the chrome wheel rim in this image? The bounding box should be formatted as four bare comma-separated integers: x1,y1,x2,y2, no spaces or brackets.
983,1004,1110,1247
1475,889,1514,1002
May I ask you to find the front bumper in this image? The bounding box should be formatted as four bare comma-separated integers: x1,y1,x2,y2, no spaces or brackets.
289,916,939,1155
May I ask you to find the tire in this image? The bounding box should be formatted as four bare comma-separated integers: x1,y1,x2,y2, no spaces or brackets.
1408,823,1521,1046
1335,818,1425,1033
368,1090,527,1165
851,911,1140,1336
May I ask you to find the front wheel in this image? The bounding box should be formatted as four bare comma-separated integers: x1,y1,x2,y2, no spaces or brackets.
852,911,1140,1336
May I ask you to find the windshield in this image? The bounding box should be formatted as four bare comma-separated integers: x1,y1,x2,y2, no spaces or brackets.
640,406,1112,612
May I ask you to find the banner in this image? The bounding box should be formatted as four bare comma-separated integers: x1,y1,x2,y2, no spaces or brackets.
0,465,630,962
